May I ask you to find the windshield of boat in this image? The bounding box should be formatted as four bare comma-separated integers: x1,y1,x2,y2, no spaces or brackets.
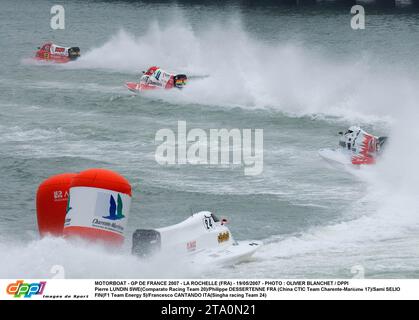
211,214,220,222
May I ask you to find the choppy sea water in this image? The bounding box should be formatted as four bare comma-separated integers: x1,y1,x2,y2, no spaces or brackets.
1,0,419,278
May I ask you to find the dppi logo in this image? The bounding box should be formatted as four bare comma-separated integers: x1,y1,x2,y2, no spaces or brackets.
6,280,46,298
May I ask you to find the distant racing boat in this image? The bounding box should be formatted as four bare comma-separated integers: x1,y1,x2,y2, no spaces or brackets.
35,42,80,63
125,66,187,92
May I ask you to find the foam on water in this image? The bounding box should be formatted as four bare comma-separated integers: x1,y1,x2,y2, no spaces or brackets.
60,18,416,124
225,95,419,278
4,12,419,278
0,236,205,279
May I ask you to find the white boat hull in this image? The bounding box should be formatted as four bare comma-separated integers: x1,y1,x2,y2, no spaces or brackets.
132,212,262,267
189,240,262,266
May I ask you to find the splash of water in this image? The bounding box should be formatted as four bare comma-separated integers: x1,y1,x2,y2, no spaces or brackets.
12,17,419,278
64,18,417,123
0,236,205,278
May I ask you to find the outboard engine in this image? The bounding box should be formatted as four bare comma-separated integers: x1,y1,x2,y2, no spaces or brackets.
174,74,187,89
377,136,388,152
68,47,80,60
132,229,161,257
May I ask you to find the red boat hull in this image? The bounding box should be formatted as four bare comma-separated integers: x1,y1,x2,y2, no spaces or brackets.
125,82,166,93
35,50,72,63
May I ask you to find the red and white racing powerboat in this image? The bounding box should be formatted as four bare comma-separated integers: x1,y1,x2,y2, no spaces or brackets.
319,126,387,166
132,211,261,266
35,42,80,63
125,66,187,93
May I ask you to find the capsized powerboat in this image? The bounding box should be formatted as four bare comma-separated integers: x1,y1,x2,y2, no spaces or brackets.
319,126,387,166
132,211,261,266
